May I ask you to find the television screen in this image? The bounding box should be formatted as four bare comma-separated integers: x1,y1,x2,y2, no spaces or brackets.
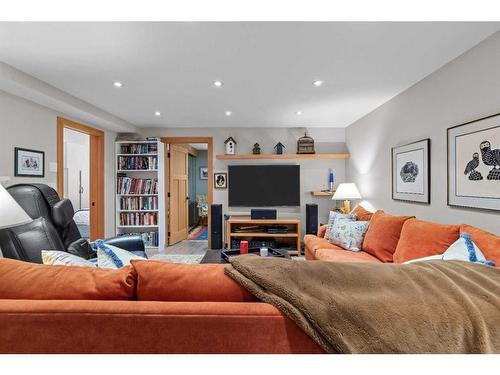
228,165,300,207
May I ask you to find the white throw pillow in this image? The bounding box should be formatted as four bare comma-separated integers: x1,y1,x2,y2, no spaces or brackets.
325,211,357,240
95,240,146,269
327,220,370,252
42,250,96,267
404,233,495,267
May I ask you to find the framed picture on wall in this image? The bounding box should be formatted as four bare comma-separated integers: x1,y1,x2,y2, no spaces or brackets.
391,138,430,203
200,167,208,180
214,172,227,189
14,147,45,177
448,113,500,211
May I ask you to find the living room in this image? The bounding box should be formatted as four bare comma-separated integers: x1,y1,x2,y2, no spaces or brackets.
1,1,500,372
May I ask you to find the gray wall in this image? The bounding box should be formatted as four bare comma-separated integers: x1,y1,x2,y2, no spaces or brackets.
142,127,347,235
195,150,208,196
346,31,500,234
0,89,117,238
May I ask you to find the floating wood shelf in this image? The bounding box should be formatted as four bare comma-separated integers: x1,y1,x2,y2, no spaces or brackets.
311,191,335,196
216,153,350,160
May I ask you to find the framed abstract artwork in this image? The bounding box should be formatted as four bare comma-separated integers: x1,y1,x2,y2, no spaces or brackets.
448,113,500,211
392,138,430,203
14,147,45,177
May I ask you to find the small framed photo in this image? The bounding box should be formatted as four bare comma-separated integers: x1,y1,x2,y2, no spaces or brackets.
448,113,500,211
15,147,45,177
200,167,208,180
214,172,228,189
392,138,430,204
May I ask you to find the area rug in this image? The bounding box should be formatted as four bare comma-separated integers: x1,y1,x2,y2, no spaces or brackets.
187,226,208,240
150,254,204,264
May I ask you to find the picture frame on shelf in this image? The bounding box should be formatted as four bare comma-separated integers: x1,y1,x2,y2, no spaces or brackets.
200,167,209,180
14,147,45,177
447,113,500,211
214,172,228,189
391,138,430,204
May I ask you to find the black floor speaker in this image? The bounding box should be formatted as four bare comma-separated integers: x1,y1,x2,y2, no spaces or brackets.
210,204,223,249
306,204,318,235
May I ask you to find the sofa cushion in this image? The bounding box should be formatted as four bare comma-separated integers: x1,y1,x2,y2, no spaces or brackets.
393,219,460,263
460,225,500,267
317,224,328,238
132,260,258,302
304,234,345,258
362,210,414,262
327,220,370,251
351,205,375,221
325,211,356,240
315,249,381,263
0,257,136,300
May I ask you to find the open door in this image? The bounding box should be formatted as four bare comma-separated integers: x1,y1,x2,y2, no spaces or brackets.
168,144,189,245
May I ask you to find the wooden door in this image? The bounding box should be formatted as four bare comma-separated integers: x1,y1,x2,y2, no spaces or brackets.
168,144,189,245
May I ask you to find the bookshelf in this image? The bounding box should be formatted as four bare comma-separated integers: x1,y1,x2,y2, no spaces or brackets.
115,139,166,250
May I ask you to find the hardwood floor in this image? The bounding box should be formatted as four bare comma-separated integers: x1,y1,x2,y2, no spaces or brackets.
146,240,209,258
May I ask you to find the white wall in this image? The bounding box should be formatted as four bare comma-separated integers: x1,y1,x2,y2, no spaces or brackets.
142,127,347,235
346,31,500,234
0,89,116,237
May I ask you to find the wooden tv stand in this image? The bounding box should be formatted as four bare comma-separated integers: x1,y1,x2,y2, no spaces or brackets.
225,216,301,256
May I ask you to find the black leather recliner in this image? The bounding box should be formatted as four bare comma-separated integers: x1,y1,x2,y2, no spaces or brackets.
0,184,145,263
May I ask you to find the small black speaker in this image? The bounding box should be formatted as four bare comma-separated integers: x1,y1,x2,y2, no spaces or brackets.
306,204,318,235
211,204,223,249
251,209,277,220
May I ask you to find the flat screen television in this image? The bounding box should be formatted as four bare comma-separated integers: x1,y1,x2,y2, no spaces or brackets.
228,165,300,207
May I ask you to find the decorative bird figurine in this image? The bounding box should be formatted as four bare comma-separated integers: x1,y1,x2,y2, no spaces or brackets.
480,141,500,180
464,153,482,181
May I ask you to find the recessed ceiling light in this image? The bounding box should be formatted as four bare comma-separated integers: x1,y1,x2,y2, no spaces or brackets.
224,111,232,116
312,80,324,87
295,111,303,115
214,80,223,87
154,111,161,117
113,81,124,88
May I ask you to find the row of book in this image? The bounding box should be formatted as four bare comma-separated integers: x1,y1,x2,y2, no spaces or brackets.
117,177,158,195
119,212,158,226
120,143,158,154
117,156,158,170
142,231,159,247
119,196,158,210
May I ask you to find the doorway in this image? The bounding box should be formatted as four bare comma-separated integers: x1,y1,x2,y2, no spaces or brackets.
162,137,213,248
57,117,104,240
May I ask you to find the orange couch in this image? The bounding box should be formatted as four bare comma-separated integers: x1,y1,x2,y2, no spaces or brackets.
0,257,323,354
305,209,500,267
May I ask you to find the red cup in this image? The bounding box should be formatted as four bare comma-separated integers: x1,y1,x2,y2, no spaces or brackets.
240,240,249,254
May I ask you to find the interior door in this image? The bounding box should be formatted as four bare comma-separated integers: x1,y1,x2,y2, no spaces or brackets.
168,144,189,245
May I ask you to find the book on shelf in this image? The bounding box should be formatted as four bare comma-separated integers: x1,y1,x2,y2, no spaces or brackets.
119,196,158,210
117,155,158,170
117,176,158,195
119,143,158,154
117,231,159,247
119,212,158,226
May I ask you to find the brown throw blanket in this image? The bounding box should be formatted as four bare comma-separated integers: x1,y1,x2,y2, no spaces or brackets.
224,255,500,353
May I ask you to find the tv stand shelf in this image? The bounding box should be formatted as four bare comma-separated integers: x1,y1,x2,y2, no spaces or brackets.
225,216,301,256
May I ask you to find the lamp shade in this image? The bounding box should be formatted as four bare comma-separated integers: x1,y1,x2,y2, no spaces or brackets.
0,184,32,229
333,183,362,200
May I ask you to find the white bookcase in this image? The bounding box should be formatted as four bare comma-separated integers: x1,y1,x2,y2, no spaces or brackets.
115,139,165,251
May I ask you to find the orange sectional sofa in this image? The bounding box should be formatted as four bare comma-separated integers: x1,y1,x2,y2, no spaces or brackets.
0,258,323,354
305,208,500,267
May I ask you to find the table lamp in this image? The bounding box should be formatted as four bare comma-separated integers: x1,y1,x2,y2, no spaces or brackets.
0,184,32,230
332,183,362,214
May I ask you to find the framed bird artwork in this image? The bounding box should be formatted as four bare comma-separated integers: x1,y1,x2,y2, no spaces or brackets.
391,138,430,203
448,113,500,211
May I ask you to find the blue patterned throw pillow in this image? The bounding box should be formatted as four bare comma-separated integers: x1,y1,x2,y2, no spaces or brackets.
327,220,370,252
325,211,357,240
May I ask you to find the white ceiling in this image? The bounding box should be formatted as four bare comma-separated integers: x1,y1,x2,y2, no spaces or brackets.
0,22,499,130
189,143,208,150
